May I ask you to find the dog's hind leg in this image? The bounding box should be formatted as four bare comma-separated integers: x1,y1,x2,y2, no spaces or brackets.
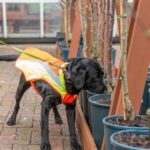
7,74,31,125
66,102,82,150
41,95,52,150
53,106,63,125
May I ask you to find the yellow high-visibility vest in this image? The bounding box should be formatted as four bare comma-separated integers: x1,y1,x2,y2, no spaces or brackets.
16,47,77,104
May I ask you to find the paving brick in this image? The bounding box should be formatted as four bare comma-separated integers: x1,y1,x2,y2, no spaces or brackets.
0,127,17,144
0,106,11,117
0,144,12,150
15,128,31,144
0,124,3,134
28,145,40,150
0,116,7,124
51,138,64,150
18,115,33,128
61,128,70,136
31,132,40,144
63,140,71,150
13,144,28,150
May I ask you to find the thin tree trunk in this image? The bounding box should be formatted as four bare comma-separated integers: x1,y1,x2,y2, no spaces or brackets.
63,0,69,47
101,0,105,69
105,0,112,92
121,0,134,121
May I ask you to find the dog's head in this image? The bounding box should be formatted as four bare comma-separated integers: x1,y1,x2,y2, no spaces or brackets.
65,58,106,94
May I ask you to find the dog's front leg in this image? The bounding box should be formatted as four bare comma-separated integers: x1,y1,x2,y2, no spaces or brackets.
41,96,51,150
66,102,82,150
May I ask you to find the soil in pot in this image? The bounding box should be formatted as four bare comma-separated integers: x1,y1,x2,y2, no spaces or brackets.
96,98,111,105
108,115,148,127
114,132,150,148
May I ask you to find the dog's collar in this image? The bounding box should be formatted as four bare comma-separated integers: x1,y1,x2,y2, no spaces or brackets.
61,62,69,71
60,62,71,80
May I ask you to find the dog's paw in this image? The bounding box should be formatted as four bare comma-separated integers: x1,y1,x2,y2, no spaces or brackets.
41,143,51,150
55,117,63,125
7,118,16,126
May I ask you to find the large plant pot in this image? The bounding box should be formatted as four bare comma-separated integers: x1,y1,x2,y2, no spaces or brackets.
89,93,111,149
79,90,84,110
82,90,97,124
56,32,65,41
111,130,149,150
61,47,83,61
103,115,148,150
61,47,69,61
111,48,116,66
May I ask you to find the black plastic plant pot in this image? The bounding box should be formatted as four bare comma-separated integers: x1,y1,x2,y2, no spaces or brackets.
61,46,83,61
82,90,97,125
58,40,66,48
111,48,116,66
88,93,111,149
56,32,65,41
111,130,149,150
103,115,148,150
61,47,69,61
79,90,84,110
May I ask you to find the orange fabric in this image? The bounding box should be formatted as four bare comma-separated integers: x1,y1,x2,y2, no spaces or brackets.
18,47,64,75
62,94,77,104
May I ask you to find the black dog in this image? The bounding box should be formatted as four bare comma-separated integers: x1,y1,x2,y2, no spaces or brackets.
0,55,106,150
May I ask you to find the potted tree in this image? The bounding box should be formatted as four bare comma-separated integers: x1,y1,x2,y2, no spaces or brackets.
88,93,111,149
110,130,149,150
103,1,148,150
110,108,150,150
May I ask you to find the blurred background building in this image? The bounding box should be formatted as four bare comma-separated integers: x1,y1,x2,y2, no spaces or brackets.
0,0,61,39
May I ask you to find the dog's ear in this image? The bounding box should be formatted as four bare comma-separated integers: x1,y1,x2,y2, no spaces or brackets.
70,65,86,90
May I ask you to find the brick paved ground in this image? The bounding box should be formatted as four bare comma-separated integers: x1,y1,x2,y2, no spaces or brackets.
0,44,73,150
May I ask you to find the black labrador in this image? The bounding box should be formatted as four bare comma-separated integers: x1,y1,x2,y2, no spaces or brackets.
0,55,106,150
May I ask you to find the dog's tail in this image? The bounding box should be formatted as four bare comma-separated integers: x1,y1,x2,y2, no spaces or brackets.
0,55,19,61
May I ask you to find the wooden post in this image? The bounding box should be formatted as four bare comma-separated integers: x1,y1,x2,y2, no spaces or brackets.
108,0,139,115
116,1,150,114
76,101,97,150
68,0,81,58
70,0,76,33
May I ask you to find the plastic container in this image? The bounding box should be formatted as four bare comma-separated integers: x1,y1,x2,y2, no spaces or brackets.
61,47,83,61
89,94,111,149
82,90,97,124
111,130,149,150
111,48,116,66
79,90,84,110
56,32,65,41
103,115,148,150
